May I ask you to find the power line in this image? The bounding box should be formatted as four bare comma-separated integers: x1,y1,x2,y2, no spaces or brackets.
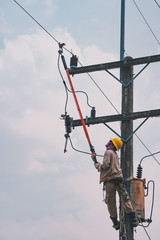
133,0,160,46
78,60,120,113
14,0,58,44
14,0,119,113
58,53,94,113
85,70,160,165
14,0,121,155
136,135,160,165
14,0,160,165
69,136,103,157
153,0,160,8
140,150,160,165
13,0,72,54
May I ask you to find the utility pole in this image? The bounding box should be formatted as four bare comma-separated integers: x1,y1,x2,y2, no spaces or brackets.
120,1,134,238
69,55,160,240
121,57,134,239
68,2,160,240
69,58,160,239
69,61,160,240
69,57,160,240
120,0,125,61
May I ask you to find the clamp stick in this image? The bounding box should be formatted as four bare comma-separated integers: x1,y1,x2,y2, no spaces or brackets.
61,53,97,164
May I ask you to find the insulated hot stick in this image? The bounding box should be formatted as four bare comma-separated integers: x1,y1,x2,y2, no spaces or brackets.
61,54,97,164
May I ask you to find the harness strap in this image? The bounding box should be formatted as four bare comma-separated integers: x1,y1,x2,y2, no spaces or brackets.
106,178,123,186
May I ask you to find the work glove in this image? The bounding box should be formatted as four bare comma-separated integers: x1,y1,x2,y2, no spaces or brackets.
91,152,96,162
94,162,101,171
91,153,101,170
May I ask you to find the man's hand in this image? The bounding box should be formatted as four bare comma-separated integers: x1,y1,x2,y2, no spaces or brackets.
91,152,96,162
91,153,101,171
94,162,101,171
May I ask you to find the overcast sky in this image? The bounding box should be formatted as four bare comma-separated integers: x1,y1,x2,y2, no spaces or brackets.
0,1,160,240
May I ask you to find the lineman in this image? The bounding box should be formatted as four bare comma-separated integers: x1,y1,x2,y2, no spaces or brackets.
91,138,139,230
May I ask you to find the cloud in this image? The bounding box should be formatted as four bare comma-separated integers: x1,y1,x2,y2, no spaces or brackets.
0,12,11,37
0,20,160,240
45,0,58,17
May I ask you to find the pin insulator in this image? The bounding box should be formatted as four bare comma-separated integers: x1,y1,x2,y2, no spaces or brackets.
70,55,78,68
91,107,96,118
65,115,72,134
137,164,143,179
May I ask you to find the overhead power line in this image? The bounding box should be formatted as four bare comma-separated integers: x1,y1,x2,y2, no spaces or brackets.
14,1,118,113
133,0,160,46
13,0,72,54
78,61,120,113
154,0,160,8
13,0,160,165
14,0,58,44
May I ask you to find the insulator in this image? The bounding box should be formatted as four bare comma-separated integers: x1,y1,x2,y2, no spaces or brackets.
91,107,96,118
65,115,72,134
70,55,78,68
137,164,143,179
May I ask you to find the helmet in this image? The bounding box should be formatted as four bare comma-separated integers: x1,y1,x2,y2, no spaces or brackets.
111,138,123,151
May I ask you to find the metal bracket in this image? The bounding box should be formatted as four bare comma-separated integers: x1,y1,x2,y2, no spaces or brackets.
105,63,150,87
103,117,149,143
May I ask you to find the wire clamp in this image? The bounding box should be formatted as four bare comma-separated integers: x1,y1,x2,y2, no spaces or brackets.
58,42,65,54
64,133,69,153
61,114,73,153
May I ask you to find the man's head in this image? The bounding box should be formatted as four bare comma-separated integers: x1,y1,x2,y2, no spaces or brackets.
106,138,123,151
111,138,123,151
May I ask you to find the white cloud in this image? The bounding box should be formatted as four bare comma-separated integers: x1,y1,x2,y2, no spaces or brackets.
8,108,56,140
28,158,58,173
45,0,58,16
0,14,160,240
0,215,115,240
0,12,11,36
82,44,118,64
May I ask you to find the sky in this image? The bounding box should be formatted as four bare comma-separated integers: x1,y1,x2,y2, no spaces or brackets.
0,0,160,240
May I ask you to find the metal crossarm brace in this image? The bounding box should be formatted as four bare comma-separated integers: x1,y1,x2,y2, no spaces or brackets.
103,117,149,143
105,63,150,87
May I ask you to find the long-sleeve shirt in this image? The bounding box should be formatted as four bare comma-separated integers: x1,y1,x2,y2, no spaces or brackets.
95,149,123,183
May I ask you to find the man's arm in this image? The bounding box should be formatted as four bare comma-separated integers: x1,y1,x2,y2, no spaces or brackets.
91,151,111,172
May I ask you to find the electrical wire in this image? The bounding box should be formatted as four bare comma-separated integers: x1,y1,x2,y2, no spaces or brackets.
67,87,93,109
69,135,103,157
120,181,152,239
133,0,160,46
144,180,155,227
13,3,157,237
140,150,160,165
13,0,72,55
153,0,160,8
78,62,160,165
78,60,120,113
139,221,152,240
14,0,160,165
58,54,93,109
128,189,152,240
61,57,160,165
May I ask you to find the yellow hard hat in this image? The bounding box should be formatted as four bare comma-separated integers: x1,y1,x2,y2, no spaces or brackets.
111,138,123,151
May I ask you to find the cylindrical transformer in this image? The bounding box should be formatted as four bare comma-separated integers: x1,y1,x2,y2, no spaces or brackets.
132,178,145,221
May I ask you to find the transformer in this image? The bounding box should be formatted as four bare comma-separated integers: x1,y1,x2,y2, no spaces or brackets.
132,178,145,221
